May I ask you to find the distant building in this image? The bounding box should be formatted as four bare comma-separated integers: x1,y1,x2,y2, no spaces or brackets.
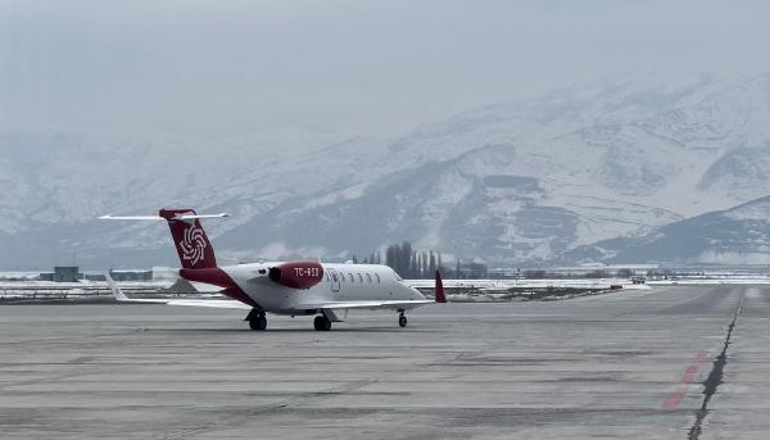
109,270,153,282
39,266,83,283
83,273,107,282
39,267,166,283
152,267,179,281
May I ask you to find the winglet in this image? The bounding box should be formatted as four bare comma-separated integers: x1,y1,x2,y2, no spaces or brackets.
435,270,446,303
105,272,129,301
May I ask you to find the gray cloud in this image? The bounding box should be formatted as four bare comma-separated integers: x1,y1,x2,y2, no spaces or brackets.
2,0,770,138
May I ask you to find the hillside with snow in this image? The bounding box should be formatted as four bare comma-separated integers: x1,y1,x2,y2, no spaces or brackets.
3,73,770,269
560,195,770,265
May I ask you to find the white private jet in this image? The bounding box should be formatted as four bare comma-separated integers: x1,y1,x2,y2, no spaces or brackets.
101,209,446,331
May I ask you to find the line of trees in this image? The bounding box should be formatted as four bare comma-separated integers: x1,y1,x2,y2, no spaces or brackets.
352,246,667,280
383,241,443,279
354,241,490,279
351,252,382,265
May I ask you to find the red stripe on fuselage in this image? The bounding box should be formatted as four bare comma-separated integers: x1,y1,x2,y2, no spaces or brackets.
179,267,260,308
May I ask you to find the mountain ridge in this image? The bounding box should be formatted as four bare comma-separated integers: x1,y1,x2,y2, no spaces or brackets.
559,194,770,266
3,73,770,269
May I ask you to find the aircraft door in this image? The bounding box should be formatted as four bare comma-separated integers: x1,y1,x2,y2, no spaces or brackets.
330,270,341,293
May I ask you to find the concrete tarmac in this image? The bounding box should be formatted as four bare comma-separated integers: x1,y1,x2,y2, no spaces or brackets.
1,285,768,439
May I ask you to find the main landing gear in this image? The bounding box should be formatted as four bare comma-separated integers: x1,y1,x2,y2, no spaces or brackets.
245,309,267,331
314,314,332,331
398,310,408,328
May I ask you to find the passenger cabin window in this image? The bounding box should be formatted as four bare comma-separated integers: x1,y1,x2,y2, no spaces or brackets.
366,273,372,283
375,273,381,283
348,273,354,283
341,273,345,283
324,273,329,282
358,273,364,283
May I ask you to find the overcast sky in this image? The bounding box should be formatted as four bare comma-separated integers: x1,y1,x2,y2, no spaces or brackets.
2,0,770,139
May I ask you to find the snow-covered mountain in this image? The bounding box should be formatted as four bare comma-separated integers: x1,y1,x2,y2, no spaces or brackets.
560,195,770,265
3,73,770,269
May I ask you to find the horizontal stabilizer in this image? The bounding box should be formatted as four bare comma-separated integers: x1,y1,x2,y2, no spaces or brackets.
105,272,249,309
187,280,226,293
99,213,229,221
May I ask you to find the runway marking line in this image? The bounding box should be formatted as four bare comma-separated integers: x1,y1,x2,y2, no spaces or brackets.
662,350,710,411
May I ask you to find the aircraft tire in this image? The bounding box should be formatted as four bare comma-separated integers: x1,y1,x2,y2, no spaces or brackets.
314,315,331,331
249,315,267,331
399,315,408,328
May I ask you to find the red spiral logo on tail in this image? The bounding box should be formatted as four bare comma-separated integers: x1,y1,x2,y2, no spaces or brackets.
179,224,207,266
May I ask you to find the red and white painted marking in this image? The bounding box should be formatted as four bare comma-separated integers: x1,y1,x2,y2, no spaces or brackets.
662,350,711,411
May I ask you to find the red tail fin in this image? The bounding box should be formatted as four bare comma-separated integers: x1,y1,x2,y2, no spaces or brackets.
435,269,446,303
159,209,217,269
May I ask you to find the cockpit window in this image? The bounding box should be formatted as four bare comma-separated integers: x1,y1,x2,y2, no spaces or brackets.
375,273,381,283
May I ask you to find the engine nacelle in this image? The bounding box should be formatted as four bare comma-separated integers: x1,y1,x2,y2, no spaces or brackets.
268,261,324,289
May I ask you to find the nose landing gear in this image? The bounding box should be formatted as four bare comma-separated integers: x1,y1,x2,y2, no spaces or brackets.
398,310,408,328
